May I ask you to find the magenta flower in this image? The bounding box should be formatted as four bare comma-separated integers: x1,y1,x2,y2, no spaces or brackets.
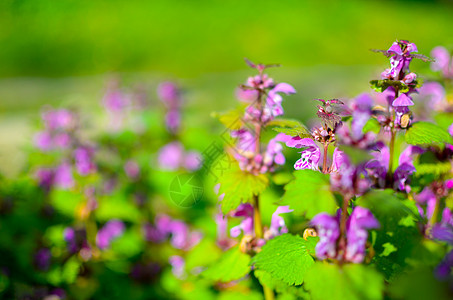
345,206,380,263
54,162,74,189
157,82,180,106
384,41,418,79
431,46,453,78
311,207,379,263
265,206,294,238
169,255,185,279
263,83,296,120
230,203,254,238
418,81,446,111
74,146,96,176
350,93,373,140
42,109,76,131
286,137,320,171
96,220,125,250
158,142,184,171
124,160,140,179
311,212,340,260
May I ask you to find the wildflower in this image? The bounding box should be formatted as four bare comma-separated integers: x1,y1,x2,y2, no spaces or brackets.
169,255,186,279
96,220,125,250
431,46,453,78
311,207,379,263
74,146,96,176
124,160,140,179
230,203,254,238
264,206,294,239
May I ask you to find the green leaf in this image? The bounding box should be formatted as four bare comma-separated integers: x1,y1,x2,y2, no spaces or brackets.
212,108,245,130
50,189,84,217
370,79,410,93
405,121,453,147
380,242,397,257
433,112,453,130
356,190,420,280
219,169,269,214
252,234,317,285
414,161,452,177
202,246,251,282
272,172,294,185
269,118,311,138
96,193,141,222
362,118,381,134
280,170,337,218
389,266,450,300
304,262,384,300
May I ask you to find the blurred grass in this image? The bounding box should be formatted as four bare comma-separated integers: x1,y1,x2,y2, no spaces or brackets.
0,0,452,176
0,0,452,77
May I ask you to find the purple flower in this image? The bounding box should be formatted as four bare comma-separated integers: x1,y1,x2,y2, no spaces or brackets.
96,220,125,250
311,207,379,263
230,203,254,238
184,151,202,171
415,187,437,220
285,138,320,171
431,46,453,78
392,93,414,107
418,82,446,111
165,109,181,134
34,248,51,271
124,160,140,179
266,206,294,238
351,93,373,140
54,162,74,189
34,131,53,151
35,168,54,191
263,83,296,120
103,89,128,113
74,146,96,176
385,41,418,79
236,87,259,103
157,82,180,107
345,206,380,263
169,255,185,279
158,142,184,171
311,213,340,260
42,109,75,131
64,227,89,253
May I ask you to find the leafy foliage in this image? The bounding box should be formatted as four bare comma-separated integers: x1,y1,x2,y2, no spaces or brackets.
370,79,420,93
219,169,269,214
405,122,453,147
280,170,337,218
304,262,384,300
270,118,311,138
202,246,251,282
252,234,317,285
213,108,246,130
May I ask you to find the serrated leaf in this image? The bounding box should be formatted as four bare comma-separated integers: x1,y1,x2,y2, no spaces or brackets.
362,118,381,134
370,79,410,93
304,262,384,300
414,162,451,177
269,118,311,138
219,169,269,214
280,170,337,218
356,190,420,280
252,234,317,286
202,246,251,282
405,122,453,147
212,108,245,130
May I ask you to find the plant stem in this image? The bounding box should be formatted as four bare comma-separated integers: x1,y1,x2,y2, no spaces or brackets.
338,195,350,264
387,88,399,187
253,194,274,300
322,143,329,173
253,194,263,239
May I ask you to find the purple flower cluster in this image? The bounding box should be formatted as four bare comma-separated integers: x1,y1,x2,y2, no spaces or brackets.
229,62,295,174
231,131,287,174
143,214,203,251
63,227,91,260
311,206,379,263
34,109,76,151
157,82,182,134
431,46,453,79
157,141,202,171
365,143,423,192
96,219,125,250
